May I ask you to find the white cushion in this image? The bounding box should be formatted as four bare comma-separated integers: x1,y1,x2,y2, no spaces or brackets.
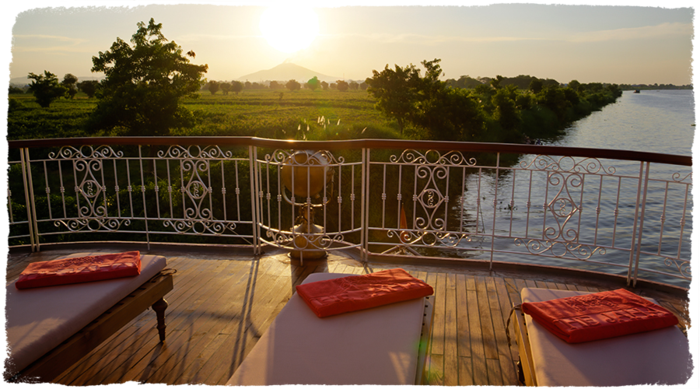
522,287,692,386
227,272,426,385
5,253,167,373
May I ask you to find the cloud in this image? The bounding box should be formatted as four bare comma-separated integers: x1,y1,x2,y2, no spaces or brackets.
322,22,693,46
14,34,86,43
13,34,90,52
568,22,693,43
175,33,262,43
320,32,539,45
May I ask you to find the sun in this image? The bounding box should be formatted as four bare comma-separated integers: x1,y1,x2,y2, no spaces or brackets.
260,6,319,54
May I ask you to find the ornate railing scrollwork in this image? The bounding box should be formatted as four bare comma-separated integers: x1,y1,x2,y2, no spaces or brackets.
514,238,607,260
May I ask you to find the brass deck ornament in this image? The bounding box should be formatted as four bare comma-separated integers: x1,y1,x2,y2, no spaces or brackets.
280,150,334,262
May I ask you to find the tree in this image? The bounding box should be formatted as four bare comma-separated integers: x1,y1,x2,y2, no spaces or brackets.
220,82,231,95
349,81,359,90
62,73,79,99
231,81,244,95
9,85,25,94
88,19,208,136
366,59,485,139
321,81,329,90
27,71,68,108
490,75,504,90
336,80,349,92
286,79,301,91
207,80,220,95
568,79,581,92
529,78,543,94
77,80,99,98
307,76,320,91
492,85,521,131
269,81,281,89
365,63,420,134
447,75,482,89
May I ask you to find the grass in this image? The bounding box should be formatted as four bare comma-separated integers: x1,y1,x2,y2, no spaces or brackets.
8,88,400,141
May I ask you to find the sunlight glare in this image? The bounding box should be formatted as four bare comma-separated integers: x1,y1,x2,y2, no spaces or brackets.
260,6,319,54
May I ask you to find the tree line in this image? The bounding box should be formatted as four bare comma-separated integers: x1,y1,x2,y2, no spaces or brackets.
201,78,368,95
365,59,623,143
9,71,101,106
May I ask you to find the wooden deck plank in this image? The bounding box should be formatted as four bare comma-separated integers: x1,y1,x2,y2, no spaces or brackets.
475,276,500,384
428,355,445,385
170,262,291,382
431,272,447,356
525,279,538,288
489,277,518,385
89,259,251,385
208,264,313,385
424,272,442,385
196,262,318,385
5,247,687,387
534,280,548,288
138,262,262,384
565,283,579,291
475,276,498,361
504,278,521,306
443,273,459,386
458,356,474,386
456,274,471,359
466,275,488,385
58,256,237,385
486,358,504,385
149,259,283,384
149,261,274,384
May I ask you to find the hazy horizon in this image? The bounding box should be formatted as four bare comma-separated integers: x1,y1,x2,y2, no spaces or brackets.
3,1,696,86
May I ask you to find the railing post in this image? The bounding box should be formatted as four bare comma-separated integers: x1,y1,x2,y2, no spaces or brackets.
249,145,261,256
361,148,369,262
631,162,651,287
138,146,150,250
20,148,38,252
489,152,501,270
627,161,647,286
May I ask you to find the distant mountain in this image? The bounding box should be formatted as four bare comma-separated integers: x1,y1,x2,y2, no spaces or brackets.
237,63,341,84
10,75,103,86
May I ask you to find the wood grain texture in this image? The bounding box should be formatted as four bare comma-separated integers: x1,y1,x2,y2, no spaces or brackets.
6,247,689,386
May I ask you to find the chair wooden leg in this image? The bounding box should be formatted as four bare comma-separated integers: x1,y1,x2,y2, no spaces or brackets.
152,298,168,342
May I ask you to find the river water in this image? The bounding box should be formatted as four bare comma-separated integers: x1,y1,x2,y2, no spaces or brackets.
459,90,695,288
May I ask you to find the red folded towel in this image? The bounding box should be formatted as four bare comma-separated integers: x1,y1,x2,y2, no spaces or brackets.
521,288,679,343
296,268,434,318
15,251,142,290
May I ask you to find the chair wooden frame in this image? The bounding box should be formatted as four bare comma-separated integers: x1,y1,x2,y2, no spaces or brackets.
511,304,538,386
6,271,174,383
415,295,435,385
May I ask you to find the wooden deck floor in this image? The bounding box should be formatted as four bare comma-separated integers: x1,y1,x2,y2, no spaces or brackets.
5,246,690,386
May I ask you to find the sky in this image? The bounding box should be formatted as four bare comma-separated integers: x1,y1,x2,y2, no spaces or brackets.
2,1,696,86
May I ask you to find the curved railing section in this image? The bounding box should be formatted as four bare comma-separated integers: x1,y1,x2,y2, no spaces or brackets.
7,137,692,288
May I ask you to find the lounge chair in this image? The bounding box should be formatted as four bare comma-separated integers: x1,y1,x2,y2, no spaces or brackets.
511,287,692,386
227,272,435,385
4,253,173,382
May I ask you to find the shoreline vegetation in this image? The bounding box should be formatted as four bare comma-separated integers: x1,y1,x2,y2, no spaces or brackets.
8,68,630,144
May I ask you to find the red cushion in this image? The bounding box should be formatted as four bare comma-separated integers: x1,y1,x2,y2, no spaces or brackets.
295,268,434,318
15,251,142,290
521,288,679,343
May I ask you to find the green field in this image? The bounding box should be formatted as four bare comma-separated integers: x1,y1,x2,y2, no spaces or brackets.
8,89,400,141
8,80,623,144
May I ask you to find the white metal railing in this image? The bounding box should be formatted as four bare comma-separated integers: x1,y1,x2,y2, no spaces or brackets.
6,137,692,288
